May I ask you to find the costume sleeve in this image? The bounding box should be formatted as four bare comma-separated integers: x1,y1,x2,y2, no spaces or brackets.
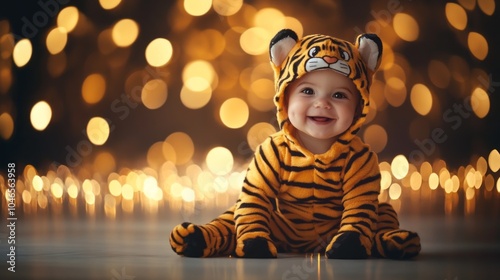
338,143,381,251
234,136,282,241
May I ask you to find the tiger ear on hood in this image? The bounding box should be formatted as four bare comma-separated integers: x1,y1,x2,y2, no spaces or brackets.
269,29,299,68
356,33,383,72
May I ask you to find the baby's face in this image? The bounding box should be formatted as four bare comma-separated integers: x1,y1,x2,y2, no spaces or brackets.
286,70,359,143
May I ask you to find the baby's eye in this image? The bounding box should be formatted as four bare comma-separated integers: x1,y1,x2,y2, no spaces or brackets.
301,88,314,95
333,92,347,99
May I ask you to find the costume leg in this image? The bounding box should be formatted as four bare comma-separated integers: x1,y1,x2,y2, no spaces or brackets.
234,206,302,258
170,205,236,257
373,203,421,259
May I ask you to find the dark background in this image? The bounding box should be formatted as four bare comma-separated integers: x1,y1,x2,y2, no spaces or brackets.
1,0,499,173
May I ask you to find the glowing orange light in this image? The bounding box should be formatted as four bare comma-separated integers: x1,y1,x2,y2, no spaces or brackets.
112,19,139,47
393,13,419,42
467,32,488,60
0,113,14,140
445,3,467,30
13,39,32,67
57,6,79,32
30,101,52,131
206,146,234,176
145,38,173,67
391,155,409,180
219,98,249,129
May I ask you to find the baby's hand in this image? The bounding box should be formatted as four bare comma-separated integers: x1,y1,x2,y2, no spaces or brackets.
235,236,277,258
325,231,369,259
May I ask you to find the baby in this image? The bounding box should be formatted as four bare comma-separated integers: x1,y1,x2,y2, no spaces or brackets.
170,29,421,259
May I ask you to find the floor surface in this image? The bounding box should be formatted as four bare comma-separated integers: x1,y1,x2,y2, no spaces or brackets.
1,198,499,280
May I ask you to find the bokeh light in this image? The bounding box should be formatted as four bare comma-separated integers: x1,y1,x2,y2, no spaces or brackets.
393,13,419,42
380,170,392,190
180,85,212,109
185,29,225,60
429,173,439,190
13,38,32,67
391,155,409,180
51,182,64,199
142,79,168,109
181,187,195,202
57,6,79,32
143,176,163,201
22,190,32,204
122,184,134,200
165,132,195,165
82,73,106,104
363,124,388,153
206,146,234,176
213,0,243,16
86,117,110,146
410,83,433,116
478,0,495,15
0,112,14,140
467,32,488,60
250,78,275,100
109,180,122,197
254,8,285,33
445,3,467,30
488,149,500,172
240,27,269,55
470,87,490,118
46,27,68,55
384,77,406,107
182,60,216,92
147,141,165,169
112,19,139,47
94,151,116,175
184,0,212,16
410,171,422,191
220,98,249,129
30,101,52,131
458,0,476,10
145,38,173,67
99,0,122,10
246,122,276,151
389,183,402,200
32,175,44,192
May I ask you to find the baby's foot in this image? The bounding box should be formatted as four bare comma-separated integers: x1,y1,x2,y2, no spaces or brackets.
235,236,277,258
373,229,421,259
325,231,368,259
170,222,207,257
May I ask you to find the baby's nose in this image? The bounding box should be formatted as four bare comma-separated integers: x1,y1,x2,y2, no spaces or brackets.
314,99,331,109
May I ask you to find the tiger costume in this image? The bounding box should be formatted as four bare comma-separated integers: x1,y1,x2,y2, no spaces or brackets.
170,29,421,259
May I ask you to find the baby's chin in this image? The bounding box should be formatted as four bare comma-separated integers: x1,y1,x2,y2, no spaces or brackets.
303,131,339,142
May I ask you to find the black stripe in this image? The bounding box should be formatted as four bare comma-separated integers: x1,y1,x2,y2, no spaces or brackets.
315,165,343,173
344,146,370,175
354,174,381,189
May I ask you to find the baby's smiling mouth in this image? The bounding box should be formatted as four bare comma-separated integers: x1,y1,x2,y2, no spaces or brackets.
309,116,333,123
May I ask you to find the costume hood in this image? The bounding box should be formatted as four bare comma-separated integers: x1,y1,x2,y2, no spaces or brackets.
269,29,382,144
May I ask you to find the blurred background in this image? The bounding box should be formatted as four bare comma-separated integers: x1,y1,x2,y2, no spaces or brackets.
0,0,499,218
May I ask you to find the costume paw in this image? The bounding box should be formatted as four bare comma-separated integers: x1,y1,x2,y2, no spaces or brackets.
169,222,207,257
325,231,369,259
374,230,421,259
235,237,277,258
